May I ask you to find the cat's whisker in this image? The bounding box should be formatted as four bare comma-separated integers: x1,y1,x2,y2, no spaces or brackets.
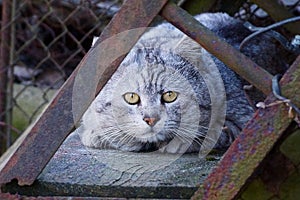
177,123,222,141
98,131,122,148
171,128,198,143
175,126,218,147
88,119,219,152
117,132,139,150
173,131,195,145
177,122,217,131
92,122,146,149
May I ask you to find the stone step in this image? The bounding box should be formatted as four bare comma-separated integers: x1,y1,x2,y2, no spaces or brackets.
2,131,220,199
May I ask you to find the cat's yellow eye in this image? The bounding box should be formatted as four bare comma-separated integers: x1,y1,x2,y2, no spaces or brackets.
124,92,140,105
162,91,178,103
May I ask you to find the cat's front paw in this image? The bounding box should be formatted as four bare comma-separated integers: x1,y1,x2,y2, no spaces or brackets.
158,137,192,154
214,120,241,150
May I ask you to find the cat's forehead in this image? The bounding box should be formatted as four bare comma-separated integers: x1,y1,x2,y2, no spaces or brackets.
113,30,203,95
115,63,191,94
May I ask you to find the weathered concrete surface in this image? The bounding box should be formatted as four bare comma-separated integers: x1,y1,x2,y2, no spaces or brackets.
2,131,220,199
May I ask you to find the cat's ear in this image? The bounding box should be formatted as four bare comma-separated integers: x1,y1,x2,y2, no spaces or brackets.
174,35,219,76
174,36,204,67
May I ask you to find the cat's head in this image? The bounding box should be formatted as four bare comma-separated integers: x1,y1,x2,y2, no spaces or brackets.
81,28,223,153
95,42,212,152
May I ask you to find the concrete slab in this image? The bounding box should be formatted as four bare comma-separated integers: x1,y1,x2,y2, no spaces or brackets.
2,131,221,199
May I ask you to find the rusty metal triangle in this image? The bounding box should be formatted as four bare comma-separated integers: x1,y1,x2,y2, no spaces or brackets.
1,0,299,199
0,0,169,186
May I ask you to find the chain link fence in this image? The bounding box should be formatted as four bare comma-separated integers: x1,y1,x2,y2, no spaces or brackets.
0,0,122,154
0,0,299,155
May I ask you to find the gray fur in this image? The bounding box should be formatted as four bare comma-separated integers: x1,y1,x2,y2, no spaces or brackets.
79,13,284,153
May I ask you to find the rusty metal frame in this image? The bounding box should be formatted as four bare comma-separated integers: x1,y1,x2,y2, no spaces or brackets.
192,55,300,199
0,0,13,155
0,0,299,199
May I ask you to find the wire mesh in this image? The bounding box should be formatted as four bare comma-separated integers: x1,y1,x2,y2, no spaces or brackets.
0,0,122,154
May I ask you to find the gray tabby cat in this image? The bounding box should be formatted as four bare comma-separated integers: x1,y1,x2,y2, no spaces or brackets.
79,13,286,153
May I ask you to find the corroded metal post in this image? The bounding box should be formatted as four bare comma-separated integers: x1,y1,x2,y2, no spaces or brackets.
0,0,12,155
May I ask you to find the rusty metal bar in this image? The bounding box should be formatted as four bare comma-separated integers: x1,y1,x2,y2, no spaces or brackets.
193,55,300,200
0,0,168,186
161,2,273,95
0,0,12,155
5,0,17,153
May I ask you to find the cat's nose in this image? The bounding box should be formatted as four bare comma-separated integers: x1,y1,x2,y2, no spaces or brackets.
143,117,158,126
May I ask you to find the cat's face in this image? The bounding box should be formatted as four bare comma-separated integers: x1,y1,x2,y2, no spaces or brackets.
107,59,203,150
81,38,212,152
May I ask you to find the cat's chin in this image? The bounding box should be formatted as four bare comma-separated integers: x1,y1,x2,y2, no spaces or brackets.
131,126,162,142
133,131,165,143
136,133,160,143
